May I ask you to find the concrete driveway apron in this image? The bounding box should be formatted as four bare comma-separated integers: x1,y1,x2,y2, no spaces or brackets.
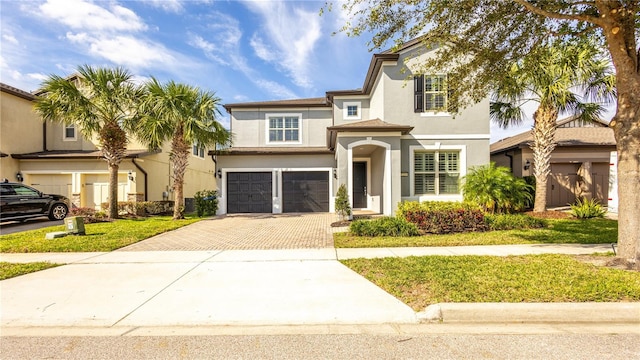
0,214,417,328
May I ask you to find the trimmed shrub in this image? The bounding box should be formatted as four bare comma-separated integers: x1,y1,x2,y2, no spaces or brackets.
396,201,487,234
462,163,533,213
193,190,219,217
484,213,546,230
101,201,174,216
68,207,109,223
570,197,607,219
350,217,420,237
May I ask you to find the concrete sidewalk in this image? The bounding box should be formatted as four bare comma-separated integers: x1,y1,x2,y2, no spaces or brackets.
1,245,636,334
0,243,614,263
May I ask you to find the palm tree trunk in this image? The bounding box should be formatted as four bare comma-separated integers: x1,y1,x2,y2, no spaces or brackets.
108,163,119,219
170,129,190,220
531,106,558,213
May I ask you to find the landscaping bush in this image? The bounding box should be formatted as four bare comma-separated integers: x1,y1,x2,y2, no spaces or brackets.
484,213,546,230
570,197,607,219
68,207,109,223
462,163,533,213
193,190,219,217
101,201,174,216
350,217,420,237
396,201,487,234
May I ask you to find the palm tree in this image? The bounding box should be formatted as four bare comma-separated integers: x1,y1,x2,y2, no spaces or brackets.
138,78,231,220
490,39,616,212
34,65,143,219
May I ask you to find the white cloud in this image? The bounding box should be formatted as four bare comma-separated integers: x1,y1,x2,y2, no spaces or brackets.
39,0,146,32
243,1,322,89
27,73,48,82
66,32,175,69
2,34,19,45
188,11,297,100
144,0,184,13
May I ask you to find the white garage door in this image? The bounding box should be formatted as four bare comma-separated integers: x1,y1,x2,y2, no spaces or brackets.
29,174,72,198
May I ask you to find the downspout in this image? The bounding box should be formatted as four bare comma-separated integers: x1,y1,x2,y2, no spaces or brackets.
505,151,514,173
43,122,47,151
132,158,148,201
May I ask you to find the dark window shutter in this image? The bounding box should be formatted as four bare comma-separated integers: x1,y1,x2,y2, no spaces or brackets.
414,75,424,113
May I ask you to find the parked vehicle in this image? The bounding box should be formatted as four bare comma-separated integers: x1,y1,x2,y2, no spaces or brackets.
0,180,70,221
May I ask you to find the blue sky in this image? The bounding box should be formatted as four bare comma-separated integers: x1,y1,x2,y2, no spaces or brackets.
2,0,542,140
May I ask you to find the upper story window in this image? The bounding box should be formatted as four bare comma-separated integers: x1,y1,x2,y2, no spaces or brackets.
343,102,361,120
192,141,205,158
414,74,450,113
64,124,77,141
414,151,460,195
267,114,301,144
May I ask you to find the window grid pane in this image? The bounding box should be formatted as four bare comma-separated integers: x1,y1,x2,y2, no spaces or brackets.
424,75,447,111
415,151,459,195
269,116,299,142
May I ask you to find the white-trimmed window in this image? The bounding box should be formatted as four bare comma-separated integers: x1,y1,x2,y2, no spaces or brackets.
63,124,77,141
192,141,205,158
414,74,449,113
343,101,361,120
267,114,301,144
414,150,460,195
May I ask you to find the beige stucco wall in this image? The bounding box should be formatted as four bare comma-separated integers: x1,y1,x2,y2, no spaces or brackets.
0,90,42,180
230,108,332,147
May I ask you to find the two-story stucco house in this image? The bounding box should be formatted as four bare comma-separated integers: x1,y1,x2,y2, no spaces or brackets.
216,39,490,216
1,82,217,210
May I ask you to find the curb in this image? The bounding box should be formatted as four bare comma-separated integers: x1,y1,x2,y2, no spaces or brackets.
417,302,640,324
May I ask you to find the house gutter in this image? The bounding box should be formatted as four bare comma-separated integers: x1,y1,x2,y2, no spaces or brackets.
132,158,148,201
505,151,514,173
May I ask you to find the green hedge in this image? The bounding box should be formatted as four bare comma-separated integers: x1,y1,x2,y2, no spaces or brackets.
349,217,420,237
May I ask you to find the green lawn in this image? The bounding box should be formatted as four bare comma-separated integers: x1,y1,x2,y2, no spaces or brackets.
342,254,640,310
0,262,61,280
335,218,617,248
0,216,200,253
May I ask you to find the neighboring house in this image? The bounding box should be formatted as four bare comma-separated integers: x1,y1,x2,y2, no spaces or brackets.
0,82,217,210
490,116,616,207
216,39,490,216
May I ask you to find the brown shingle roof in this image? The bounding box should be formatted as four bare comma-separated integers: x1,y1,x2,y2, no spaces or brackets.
214,147,333,156
11,149,159,159
224,97,329,112
491,127,615,154
1,83,36,101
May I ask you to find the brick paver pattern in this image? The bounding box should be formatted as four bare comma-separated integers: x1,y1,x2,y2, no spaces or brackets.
119,213,341,251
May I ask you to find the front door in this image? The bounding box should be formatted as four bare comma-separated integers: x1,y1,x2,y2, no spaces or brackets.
352,162,367,208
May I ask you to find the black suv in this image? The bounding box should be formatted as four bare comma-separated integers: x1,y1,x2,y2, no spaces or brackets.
0,181,70,222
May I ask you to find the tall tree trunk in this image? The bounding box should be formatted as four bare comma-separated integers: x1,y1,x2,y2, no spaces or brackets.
108,163,119,219
531,106,558,213
597,0,640,265
171,128,190,220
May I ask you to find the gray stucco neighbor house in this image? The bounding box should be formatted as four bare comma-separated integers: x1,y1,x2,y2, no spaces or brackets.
215,39,490,216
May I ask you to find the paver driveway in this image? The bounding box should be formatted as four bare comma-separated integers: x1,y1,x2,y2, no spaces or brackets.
119,213,340,251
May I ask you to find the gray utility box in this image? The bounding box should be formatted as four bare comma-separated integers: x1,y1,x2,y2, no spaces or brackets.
64,216,86,235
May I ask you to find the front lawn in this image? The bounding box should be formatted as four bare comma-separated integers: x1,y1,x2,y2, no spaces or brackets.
0,262,61,280
342,254,640,311
0,216,200,253
335,218,617,248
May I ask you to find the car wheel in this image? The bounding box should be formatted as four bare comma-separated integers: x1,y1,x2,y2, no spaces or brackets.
49,203,68,220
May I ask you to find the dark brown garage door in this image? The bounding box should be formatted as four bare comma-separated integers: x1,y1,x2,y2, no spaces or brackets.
283,171,329,212
227,172,272,213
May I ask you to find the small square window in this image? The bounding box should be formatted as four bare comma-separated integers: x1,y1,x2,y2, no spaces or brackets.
64,124,76,141
343,102,361,120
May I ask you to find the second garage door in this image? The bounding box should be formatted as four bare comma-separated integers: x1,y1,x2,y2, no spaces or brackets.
227,172,272,213
283,171,329,212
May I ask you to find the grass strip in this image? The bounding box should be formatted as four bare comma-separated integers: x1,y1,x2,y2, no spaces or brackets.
0,262,61,280
0,216,200,253
342,254,640,311
335,218,617,248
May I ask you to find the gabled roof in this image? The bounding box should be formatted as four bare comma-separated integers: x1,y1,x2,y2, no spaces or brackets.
490,120,615,154
1,82,36,101
327,119,414,150
11,149,159,159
